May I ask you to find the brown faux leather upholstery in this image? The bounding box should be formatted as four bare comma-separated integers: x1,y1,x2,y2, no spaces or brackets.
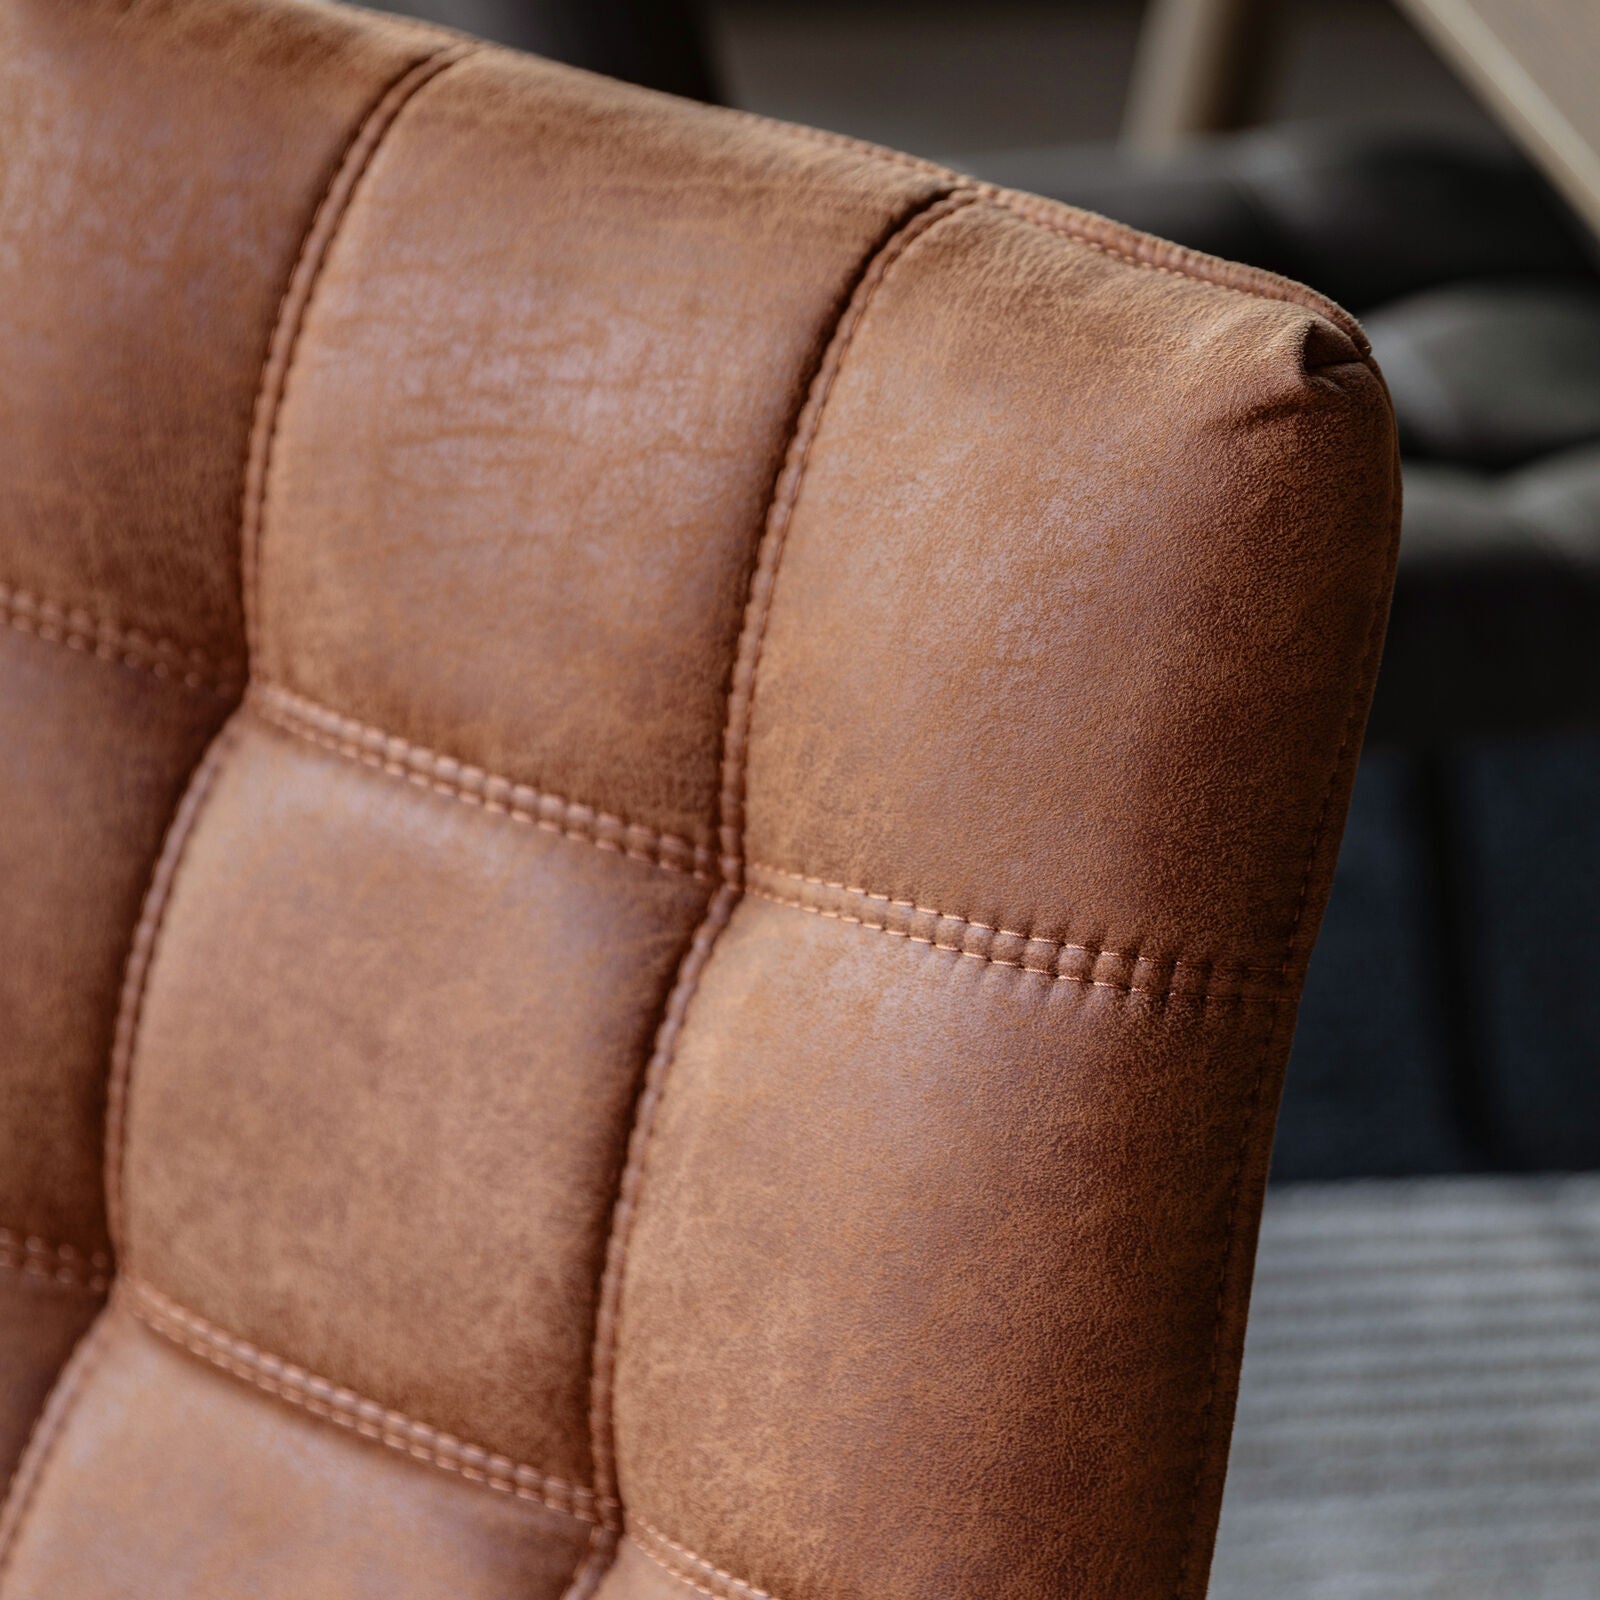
0,2,1399,1595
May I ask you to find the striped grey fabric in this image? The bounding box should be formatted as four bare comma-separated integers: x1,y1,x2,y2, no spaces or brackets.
1211,1174,1600,1600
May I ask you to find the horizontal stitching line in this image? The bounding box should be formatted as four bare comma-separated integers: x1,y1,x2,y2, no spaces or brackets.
0,582,242,696
0,1228,111,1295
747,864,1287,978
250,684,721,882
746,883,1286,1006
0,1253,109,1296
982,189,1361,338
709,109,1364,349
989,186,1363,350
631,1520,781,1600
1002,198,1229,280
123,1278,610,1524
722,103,952,186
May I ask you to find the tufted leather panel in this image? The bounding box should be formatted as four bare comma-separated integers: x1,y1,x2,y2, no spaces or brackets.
0,1,1399,1596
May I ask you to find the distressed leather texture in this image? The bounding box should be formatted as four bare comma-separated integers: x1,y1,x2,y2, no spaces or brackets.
0,1,1400,1596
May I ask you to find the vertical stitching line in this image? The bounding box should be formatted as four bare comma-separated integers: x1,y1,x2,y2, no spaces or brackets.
579,880,739,1536
0,581,242,696
577,187,977,1583
563,1511,622,1600
714,187,982,867
240,39,476,669
103,717,245,1260
0,1307,118,1580
1170,445,1403,1600
106,35,475,1270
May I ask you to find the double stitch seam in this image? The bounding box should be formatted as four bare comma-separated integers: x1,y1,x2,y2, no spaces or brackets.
577,189,978,1592
0,581,240,695
0,1228,111,1295
746,883,1284,1007
250,682,717,880
745,864,1291,997
631,1518,782,1600
122,1279,606,1524
245,668,1290,1001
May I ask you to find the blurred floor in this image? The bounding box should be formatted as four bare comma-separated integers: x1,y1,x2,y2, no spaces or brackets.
1213,1175,1600,1599
707,0,1496,157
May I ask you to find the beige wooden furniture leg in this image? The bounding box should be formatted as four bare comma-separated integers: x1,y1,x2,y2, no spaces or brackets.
1124,0,1284,153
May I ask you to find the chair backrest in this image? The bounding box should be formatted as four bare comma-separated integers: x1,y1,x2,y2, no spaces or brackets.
0,2,1399,1596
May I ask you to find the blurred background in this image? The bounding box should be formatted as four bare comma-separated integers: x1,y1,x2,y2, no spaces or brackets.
375,1,1600,1592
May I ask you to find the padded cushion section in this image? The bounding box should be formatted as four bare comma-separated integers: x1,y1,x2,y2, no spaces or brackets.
744,199,1396,969
613,898,1282,1600
1366,283,1600,468
0,1306,594,1599
121,714,711,1486
0,1274,101,1491
258,49,947,844
0,0,441,665
0,631,229,1254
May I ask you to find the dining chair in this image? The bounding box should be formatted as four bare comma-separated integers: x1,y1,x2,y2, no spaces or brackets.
0,2,1399,1594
